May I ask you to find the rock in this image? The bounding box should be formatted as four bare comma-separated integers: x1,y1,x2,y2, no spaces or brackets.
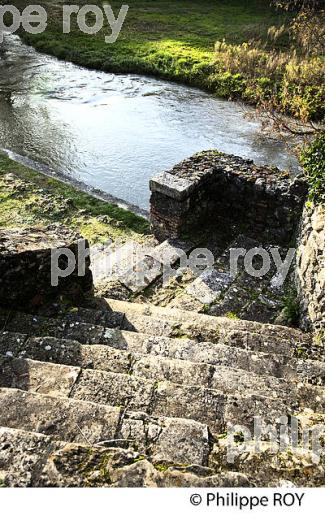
0,226,93,309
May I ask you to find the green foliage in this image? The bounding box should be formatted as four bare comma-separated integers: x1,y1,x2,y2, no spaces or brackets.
225,312,240,320
282,288,300,327
214,39,324,120
300,131,325,204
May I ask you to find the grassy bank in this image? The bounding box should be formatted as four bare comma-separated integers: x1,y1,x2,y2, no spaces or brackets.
12,0,324,121
0,153,150,243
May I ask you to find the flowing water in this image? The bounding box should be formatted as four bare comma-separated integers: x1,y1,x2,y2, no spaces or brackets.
0,34,301,211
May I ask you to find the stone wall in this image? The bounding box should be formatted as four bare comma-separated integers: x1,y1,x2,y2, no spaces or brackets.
0,225,93,309
295,203,325,341
150,151,307,245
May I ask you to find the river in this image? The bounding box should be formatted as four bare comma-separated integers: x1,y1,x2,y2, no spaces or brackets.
0,34,301,211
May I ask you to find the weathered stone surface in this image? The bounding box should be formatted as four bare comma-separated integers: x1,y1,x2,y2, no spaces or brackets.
24,337,132,373
121,238,194,294
210,439,325,487
103,298,311,350
150,238,193,265
153,381,225,434
295,203,324,342
144,338,294,379
91,241,148,283
295,359,325,386
0,388,120,444
0,332,27,353
210,365,290,398
0,426,64,487
63,321,108,344
122,254,163,293
2,332,322,400
132,354,213,388
0,389,211,466
186,269,234,304
2,425,323,487
148,417,210,466
296,383,325,413
150,172,193,201
224,394,293,429
70,369,155,412
0,226,92,308
0,356,79,397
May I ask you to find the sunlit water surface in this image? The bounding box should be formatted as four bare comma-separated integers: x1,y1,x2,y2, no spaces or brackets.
0,34,301,210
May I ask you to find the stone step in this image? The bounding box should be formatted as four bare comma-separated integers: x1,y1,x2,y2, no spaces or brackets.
0,355,293,433
0,426,251,488
2,301,311,359
53,303,308,357
0,334,297,396
3,333,324,399
1,354,324,434
102,299,311,354
0,388,210,466
1,329,324,385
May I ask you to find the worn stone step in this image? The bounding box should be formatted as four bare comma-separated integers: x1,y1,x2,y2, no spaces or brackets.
103,299,310,347
0,355,282,432
1,354,319,434
0,388,210,466
1,330,324,385
0,387,119,444
0,352,80,399
142,336,325,383
0,305,313,360
0,427,251,488
0,334,317,397
49,300,311,357
52,300,309,356
0,355,224,433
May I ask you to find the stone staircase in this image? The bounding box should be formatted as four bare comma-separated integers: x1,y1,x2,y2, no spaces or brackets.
90,234,301,326
0,299,324,487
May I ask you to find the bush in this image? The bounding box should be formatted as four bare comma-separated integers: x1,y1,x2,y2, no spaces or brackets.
300,130,325,204
213,40,325,121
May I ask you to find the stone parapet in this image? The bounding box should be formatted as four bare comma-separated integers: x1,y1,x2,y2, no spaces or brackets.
150,151,307,244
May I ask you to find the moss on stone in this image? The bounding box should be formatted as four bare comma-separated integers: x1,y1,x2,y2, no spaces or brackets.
225,311,240,320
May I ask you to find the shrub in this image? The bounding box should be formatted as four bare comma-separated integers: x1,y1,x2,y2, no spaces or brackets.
213,40,325,121
300,130,325,204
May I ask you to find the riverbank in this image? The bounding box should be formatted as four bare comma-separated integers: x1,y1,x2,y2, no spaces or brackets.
12,0,324,122
0,153,150,243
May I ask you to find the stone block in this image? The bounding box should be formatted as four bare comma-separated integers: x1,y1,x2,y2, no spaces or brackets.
0,225,92,308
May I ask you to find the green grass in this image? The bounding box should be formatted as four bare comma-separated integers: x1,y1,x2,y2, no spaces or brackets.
10,0,323,121
0,153,150,242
